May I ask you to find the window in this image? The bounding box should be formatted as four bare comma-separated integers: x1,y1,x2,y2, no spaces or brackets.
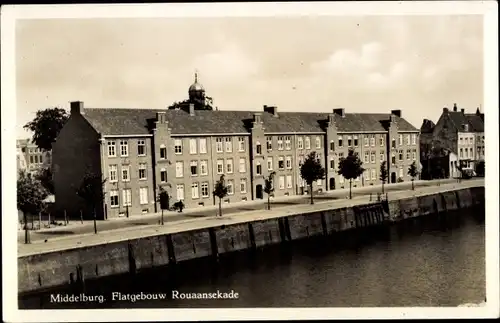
465,149,468,158
266,137,272,151
460,137,464,145
465,137,468,145
110,190,119,207
159,145,167,159
138,140,146,156
226,159,233,174
120,140,129,157
298,137,304,149
29,156,34,163
286,175,292,188
398,134,403,146
469,147,473,158
189,139,197,154
352,135,358,147
411,134,417,145
406,134,411,145
285,136,292,150
256,162,262,175
398,167,403,178
175,161,184,178
176,184,184,201
399,150,403,161
277,136,284,150
279,176,285,189
391,152,396,164
267,157,273,171
225,137,232,152
299,155,304,165
315,136,321,149
338,152,344,158
364,136,369,147
227,180,234,195
339,175,344,184
364,169,369,180
108,141,116,157
122,189,132,207
200,160,208,175
347,136,352,147
330,158,335,170
380,151,385,162
278,156,285,169
160,168,167,182
192,183,199,199
199,138,207,154
330,140,335,151
305,137,311,149
256,142,262,155
460,148,463,158
412,150,416,161
201,182,209,198
392,139,396,148
370,136,375,147
380,136,385,147
109,165,118,183
217,160,224,174
190,161,198,176
138,163,147,180
371,151,376,163
238,137,245,152
364,152,369,163
286,156,292,169
240,179,247,193
216,138,223,153
239,158,246,173
339,136,344,147
371,169,376,181
174,139,182,154
406,150,411,160
122,165,130,182
139,187,148,205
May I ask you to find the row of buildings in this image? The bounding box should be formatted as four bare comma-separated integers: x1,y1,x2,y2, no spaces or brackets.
51,75,422,219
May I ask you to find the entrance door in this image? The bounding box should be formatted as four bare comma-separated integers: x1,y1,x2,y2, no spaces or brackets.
391,172,397,184
329,178,335,190
256,184,263,199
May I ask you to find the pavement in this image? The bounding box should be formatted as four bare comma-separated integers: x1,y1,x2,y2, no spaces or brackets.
18,178,459,243
17,178,483,257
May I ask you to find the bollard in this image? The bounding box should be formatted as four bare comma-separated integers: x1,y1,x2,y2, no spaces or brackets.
80,210,84,224
64,210,68,226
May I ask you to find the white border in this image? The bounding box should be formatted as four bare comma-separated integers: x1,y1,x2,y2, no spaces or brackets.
2,1,499,322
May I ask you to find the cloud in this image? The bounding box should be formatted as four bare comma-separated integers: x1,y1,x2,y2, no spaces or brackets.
317,41,385,73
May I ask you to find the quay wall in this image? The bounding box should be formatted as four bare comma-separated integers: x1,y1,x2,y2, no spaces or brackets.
18,186,485,295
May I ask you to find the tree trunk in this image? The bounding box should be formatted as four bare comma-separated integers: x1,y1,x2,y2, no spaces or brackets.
219,198,222,217
382,181,385,194
349,180,352,199
267,195,271,210
93,208,97,234
412,179,415,190
24,212,29,244
161,209,164,225
310,184,314,205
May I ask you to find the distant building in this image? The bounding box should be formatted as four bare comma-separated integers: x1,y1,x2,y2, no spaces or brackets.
419,103,484,179
16,139,51,176
52,74,420,220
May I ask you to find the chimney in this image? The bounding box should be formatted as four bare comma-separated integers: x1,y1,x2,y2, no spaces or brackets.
156,111,167,124
391,110,402,118
461,108,465,114
443,107,449,113
70,101,84,115
189,103,195,116
453,103,458,112
333,108,345,118
328,113,335,126
476,107,481,115
253,112,263,125
263,105,278,117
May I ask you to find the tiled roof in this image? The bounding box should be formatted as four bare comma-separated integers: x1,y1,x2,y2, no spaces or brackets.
82,108,419,136
446,111,485,132
465,114,484,132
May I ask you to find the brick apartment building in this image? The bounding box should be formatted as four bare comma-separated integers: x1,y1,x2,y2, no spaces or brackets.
52,76,420,220
420,103,484,178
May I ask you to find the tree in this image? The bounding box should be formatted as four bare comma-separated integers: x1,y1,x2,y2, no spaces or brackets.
213,175,228,217
407,161,419,190
300,151,326,205
17,171,48,243
379,161,388,194
337,149,365,200
76,173,106,232
23,107,69,151
34,166,54,194
157,185,169,225
475,161,485,177
263,171,276,210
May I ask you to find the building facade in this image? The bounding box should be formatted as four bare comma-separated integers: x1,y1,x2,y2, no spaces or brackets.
53,77,420,220
16,139,51,175
419,103,484,178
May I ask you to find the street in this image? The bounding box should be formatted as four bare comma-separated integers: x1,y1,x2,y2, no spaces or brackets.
18,179,461,243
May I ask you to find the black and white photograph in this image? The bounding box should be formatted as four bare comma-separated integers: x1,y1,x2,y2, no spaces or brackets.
2,1,499,322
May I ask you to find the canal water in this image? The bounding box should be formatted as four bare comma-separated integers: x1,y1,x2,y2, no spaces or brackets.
19,206,485,309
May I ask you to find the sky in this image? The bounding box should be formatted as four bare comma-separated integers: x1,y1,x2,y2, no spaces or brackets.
15,15,483,139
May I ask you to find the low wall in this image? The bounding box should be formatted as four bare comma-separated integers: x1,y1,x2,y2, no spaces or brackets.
18,186,484,295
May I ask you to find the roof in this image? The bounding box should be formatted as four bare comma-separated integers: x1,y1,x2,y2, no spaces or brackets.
81,108,419,136
465,114,484,132
445,111,484,133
